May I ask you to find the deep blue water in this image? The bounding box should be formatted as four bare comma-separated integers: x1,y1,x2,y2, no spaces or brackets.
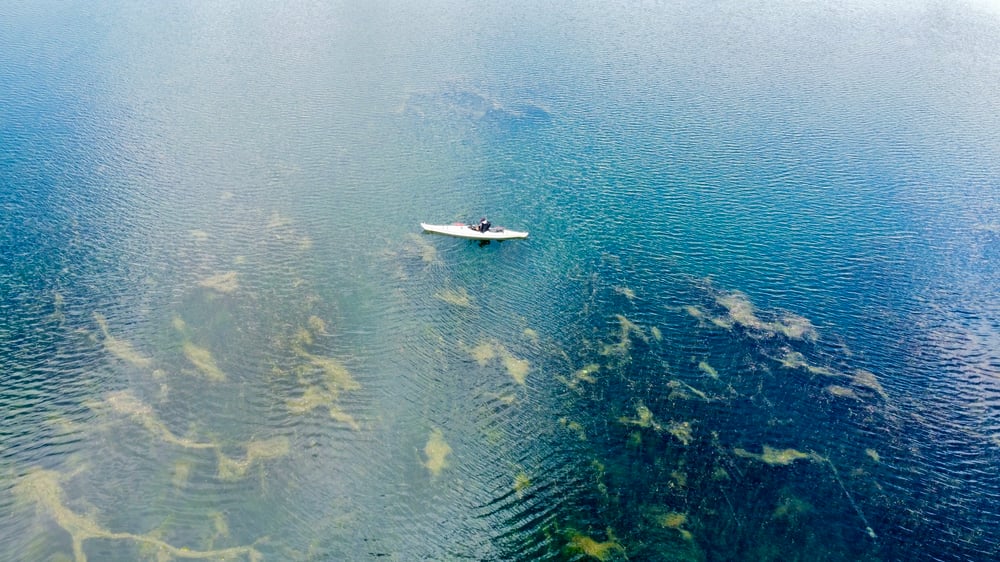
2,1,999,560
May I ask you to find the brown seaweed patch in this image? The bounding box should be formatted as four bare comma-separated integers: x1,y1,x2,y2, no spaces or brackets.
217,437,290,480
14,468,262,561
435,287,473,307
197,271,239,294
734,445,822,466
423,428,452,477
93,313,153,368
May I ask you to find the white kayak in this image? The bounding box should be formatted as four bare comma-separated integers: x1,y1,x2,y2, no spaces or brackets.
421,222,529,240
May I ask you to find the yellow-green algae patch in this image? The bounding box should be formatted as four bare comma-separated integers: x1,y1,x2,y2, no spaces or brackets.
469,341,497,365
435,287,473,307
514,471,532,498
93,313,152,368
853,369,889,400
667,379,709,402
307,315,327,334
196,271,239,294
826,385,859,399
865,448,881,463
620,404,693,445
306,354,361,394
613,286,636,300
650,325,662,341
423,428,452,477
182,341,226,382
217,436,290,480
600,314,648,356
698,360,719,378
566,529,625,561
559,363,600,391
715,291,818,341
502,354,530,385
773,494,813,520
778,350,839,377
14,468,262,562
467,339,531,385
102,391,216,450
560,417,587,440
523,327,540,344
286,385,360,430
657,511,694,541
734,445,822,465
619,403,661,432
171,459,193,489
667,421,694,445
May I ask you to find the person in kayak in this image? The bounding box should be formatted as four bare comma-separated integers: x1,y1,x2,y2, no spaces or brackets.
478,217,491,232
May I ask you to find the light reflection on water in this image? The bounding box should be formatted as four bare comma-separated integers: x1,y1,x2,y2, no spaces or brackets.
3,1,1000,561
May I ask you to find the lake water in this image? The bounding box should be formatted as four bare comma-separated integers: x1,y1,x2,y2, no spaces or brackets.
2,1,999,560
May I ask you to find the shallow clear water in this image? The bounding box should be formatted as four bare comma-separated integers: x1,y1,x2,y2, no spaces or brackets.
2,1,999,560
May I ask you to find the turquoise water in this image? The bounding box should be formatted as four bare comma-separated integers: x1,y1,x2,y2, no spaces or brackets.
2,1,999,560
